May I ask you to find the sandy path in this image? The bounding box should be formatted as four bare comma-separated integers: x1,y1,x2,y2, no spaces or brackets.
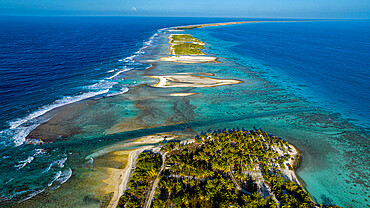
228,171,253,195
250,165,280,204
144,152,167,208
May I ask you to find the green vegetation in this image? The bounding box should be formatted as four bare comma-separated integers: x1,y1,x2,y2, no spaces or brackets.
170,34,198,43
153,173,276,207
169,34,205,55
153,130,296,207
117,151,161,208
172,43,205,55
175,25,203,30
117,129,339,208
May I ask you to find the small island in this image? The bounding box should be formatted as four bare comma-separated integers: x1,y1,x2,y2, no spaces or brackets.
148,73,241,88
115,129,339,208
160,34,218,63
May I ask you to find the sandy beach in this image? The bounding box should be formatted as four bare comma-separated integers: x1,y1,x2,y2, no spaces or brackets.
168,93,198,96
103,133,178,207
159,55,218,63
107,146,153,208
149,74,242,88
174,20,339,30
175,21,252,29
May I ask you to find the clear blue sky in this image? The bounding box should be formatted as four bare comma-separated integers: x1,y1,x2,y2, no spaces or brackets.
0,0,369,18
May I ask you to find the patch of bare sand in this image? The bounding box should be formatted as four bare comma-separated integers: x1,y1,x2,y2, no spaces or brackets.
149,74,242,88
85,150,130,208
105,146,153,208
175,21,251,29
98,152,129,191
98,134,178,207
168,93,198,96
175,20,337,30
159,55,218,63
134,133,179,143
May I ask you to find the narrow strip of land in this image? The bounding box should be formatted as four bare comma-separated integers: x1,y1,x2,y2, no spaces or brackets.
174,20,341,30
149,74,241,88
109,146,153,208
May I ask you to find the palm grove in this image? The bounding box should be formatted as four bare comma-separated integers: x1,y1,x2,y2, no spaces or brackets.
117,129,339,208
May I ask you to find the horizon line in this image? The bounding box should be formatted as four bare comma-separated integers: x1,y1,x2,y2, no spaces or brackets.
0,14,368,20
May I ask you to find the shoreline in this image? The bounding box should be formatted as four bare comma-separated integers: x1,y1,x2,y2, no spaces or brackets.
148,74,242,88
173,19,343,30
105,134,179,207
159,55,218,63
107,146,154,208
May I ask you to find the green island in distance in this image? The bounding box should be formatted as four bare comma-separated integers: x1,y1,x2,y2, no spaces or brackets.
117,129,340,208
169,34,206,56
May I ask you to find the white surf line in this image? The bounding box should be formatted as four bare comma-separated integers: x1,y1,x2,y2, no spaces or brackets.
4,27,170,146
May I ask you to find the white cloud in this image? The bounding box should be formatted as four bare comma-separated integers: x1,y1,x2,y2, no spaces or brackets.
131,7,137,11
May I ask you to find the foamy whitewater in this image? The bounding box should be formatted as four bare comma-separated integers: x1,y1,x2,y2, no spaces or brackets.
0,16,174,203
1,26,165,147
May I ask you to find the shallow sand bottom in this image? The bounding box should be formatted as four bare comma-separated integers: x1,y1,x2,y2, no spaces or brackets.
93,150,130,197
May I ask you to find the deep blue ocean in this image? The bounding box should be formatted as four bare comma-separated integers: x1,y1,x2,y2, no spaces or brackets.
0,17,368,207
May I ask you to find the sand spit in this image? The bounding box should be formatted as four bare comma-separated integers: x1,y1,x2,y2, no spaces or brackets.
175,20,338,30
108,146,153,208
175,21,251,29
168,93,198,97
149,74,241,88
105,132,184,207
159,55,218,63
133,133,179,143
95,133,178,207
